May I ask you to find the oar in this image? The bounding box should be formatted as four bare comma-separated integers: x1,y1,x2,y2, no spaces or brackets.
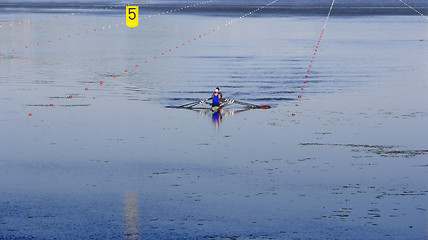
178,98,212,108
223,99,270,109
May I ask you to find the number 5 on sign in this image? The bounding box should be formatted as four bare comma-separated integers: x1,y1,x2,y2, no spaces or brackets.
126,6,139,28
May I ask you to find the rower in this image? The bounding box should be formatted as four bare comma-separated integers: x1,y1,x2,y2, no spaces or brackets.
212,87,222,106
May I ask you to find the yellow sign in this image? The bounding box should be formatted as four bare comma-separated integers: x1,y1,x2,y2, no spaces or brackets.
126,6,139,28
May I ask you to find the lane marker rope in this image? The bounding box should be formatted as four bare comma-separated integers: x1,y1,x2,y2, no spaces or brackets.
398,0,428,20
293,0,335,117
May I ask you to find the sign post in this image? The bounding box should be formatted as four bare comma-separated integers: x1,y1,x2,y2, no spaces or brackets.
126,6,139,28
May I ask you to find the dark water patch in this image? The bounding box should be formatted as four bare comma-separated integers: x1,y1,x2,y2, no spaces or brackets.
79,81,100,84
300,143,398,149
128,98,150,101
26,104,90,107
300,143,428,158
217,85,244,89
167,97,206,101
374,149,428,158
26,104,53,107
167,90,213,94
59,104,90,107
187,56,253,60
280,58,306,62
378,190,426,197
258,85,276,89
34,80,54,84
377,110,428,119
250,97,295,101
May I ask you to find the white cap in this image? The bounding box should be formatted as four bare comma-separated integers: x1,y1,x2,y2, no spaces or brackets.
215,88,219,92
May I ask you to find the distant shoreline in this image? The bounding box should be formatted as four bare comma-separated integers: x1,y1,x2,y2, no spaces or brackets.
1,4,427,16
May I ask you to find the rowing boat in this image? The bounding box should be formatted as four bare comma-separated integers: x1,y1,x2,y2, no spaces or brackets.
169,98,270,110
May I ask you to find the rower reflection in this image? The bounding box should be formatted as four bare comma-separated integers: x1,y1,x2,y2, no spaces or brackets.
124,192,139,240
212,110,222,128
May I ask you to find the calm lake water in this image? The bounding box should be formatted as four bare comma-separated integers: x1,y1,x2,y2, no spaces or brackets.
0,1,427,239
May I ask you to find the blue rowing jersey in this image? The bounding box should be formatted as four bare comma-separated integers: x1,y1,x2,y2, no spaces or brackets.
212,93,221,106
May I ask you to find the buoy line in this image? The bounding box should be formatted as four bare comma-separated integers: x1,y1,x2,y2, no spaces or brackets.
25,0,278,117
0,0,216,58
292,0,335,117
398,0,428,20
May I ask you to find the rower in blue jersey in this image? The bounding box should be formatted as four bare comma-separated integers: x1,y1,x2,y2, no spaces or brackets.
212,87,222,106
